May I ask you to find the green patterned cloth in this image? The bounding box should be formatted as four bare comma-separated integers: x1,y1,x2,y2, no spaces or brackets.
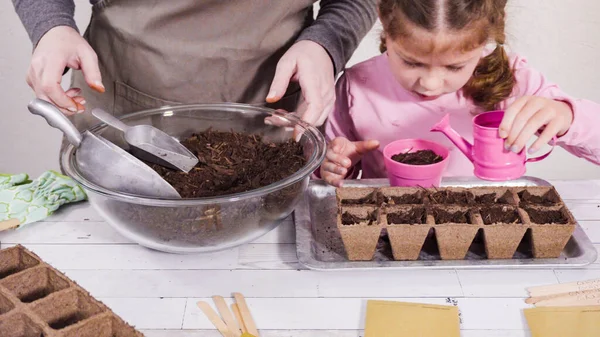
0,173,29,189
0,171,87,226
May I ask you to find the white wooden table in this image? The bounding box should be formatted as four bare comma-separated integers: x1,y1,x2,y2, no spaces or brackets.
1,179,600,337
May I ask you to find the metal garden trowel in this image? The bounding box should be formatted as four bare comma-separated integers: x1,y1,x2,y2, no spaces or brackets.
27,99,181,199
91,108,199,172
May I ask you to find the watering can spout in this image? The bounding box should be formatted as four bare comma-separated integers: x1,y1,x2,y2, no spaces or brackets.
430,114,474,162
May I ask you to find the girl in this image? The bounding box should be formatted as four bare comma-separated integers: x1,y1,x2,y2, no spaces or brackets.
320,0,600,187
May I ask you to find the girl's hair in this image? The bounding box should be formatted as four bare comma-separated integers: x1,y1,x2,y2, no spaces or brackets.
379,0,515,112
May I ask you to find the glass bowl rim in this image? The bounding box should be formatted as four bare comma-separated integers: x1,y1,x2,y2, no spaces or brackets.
60,103,326,206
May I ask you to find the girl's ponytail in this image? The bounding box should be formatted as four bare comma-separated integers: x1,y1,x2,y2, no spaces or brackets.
463,0,515,113
463,41,515,112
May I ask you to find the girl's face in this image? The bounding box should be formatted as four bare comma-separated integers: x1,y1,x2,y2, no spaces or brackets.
386,29,485,100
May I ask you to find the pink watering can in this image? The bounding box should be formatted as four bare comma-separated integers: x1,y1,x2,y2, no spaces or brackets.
430,110,555,181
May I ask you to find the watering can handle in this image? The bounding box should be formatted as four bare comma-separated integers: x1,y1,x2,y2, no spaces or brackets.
27,99,83,147
526,136,557,163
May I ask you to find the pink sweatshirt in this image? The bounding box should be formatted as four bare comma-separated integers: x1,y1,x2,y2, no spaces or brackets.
324,52,600,179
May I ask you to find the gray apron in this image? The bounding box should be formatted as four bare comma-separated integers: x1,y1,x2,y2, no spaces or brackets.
67,0,315,135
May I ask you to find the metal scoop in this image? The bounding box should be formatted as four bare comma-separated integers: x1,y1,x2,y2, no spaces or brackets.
91,108,199,172
28,99,181,199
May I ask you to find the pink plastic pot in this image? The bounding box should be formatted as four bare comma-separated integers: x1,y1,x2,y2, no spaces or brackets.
383,139,449,187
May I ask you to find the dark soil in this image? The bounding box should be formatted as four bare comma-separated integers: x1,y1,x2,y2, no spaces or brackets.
427,190,512,206
391,149,443,165
428,190,475,205
474,193,496,204
341,211,377,226
384,193,423,205
475,190,512,204
518,190,558,206
480,207,521,225
432,208,472,224
341,191,381,205
149,129,306,198
525,207,568,224
387,208,427,224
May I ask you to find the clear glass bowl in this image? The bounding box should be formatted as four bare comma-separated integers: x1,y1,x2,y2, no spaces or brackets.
60,103,326,253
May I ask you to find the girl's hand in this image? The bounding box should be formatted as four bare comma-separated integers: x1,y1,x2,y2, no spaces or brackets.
320,137,380,187
498,96,573,154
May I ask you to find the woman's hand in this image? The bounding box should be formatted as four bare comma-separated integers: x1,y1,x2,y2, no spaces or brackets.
267,40,335,127
320,137,380,187
27,26,105,115
499,96,573,154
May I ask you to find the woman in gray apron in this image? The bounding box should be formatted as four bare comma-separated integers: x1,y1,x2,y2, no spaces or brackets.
13,0,378,133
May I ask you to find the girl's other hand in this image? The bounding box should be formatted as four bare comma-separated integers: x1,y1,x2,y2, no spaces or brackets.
320,137,380,187
498,96,573,154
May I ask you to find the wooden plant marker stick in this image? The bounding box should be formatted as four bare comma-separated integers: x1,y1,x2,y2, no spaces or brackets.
527,279,600,297
197,301,233,337
233,292,259,336
0,219,20,232
528,287,600,305
231,303,248,333
526,286,600,305
536,295,600,307
213,296,242,337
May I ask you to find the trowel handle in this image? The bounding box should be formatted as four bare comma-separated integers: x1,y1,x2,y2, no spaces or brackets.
91,108,129,133
27,99,82,147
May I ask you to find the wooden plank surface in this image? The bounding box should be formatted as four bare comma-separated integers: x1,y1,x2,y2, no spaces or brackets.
0,179,597,336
